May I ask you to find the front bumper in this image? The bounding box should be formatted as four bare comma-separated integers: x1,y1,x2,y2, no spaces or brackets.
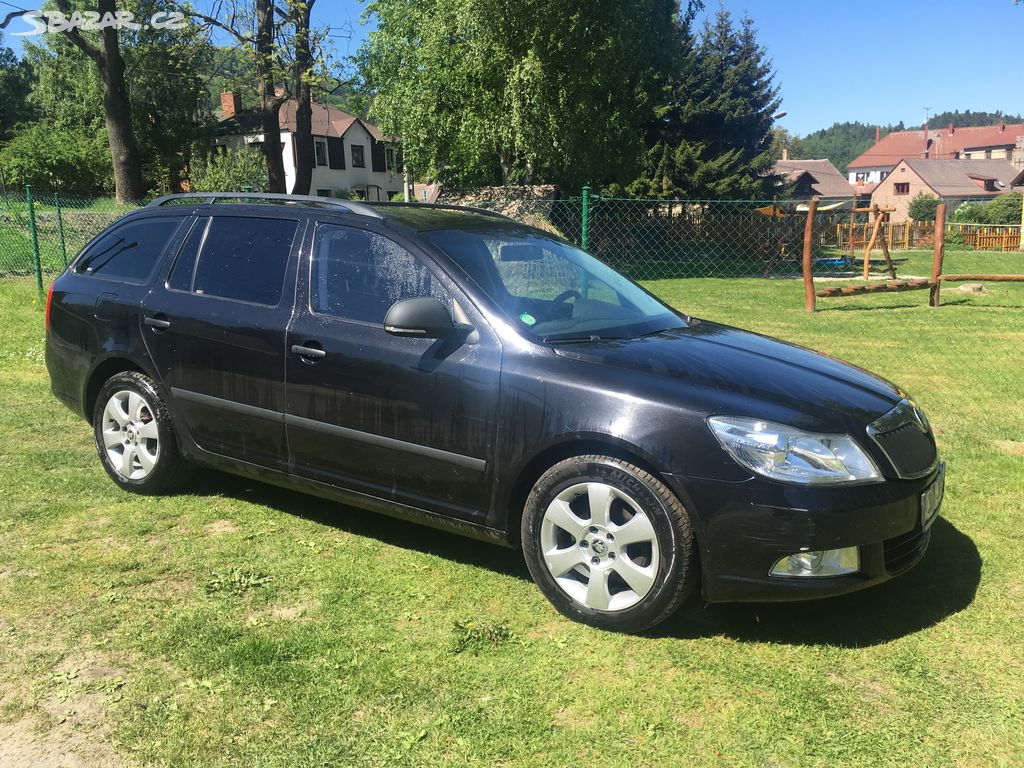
666,465,941,603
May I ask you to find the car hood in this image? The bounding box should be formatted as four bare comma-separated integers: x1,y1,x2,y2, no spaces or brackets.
551,320,903,428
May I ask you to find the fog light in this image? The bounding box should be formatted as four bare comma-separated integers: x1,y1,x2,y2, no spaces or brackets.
770,547,859,577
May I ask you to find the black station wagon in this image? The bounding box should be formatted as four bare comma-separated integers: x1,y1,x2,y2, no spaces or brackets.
45,192,944,632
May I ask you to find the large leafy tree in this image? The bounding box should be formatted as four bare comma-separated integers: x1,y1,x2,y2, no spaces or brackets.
0,32,36,146
359,0,681,190
21,2,212,195
627,7,781,199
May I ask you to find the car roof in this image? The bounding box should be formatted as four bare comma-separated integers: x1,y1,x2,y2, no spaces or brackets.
143,193,526,233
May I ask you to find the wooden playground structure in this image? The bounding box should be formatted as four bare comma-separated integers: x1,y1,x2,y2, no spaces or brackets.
801,200,1024,312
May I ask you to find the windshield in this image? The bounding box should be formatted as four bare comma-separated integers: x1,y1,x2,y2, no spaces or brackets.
424,228,686,342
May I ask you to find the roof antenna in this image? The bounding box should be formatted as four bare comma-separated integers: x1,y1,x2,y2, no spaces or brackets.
923,106,931,130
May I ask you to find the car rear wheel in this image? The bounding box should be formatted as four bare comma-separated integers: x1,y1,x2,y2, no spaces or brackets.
521,455,696,632
93,371,191,494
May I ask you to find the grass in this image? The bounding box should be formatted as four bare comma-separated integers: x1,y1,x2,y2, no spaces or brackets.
1,267,1023,767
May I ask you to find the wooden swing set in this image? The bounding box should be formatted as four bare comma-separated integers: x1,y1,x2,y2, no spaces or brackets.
801,200,1024,312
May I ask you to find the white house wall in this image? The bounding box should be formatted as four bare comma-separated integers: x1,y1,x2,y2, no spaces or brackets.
215,123,401,199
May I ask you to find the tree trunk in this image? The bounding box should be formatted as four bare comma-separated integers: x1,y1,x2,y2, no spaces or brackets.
289,1,315,196
255,0,287,193
55,0,145,201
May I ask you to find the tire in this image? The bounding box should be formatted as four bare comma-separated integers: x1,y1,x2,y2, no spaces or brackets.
92,371,192,494
521,455,696,633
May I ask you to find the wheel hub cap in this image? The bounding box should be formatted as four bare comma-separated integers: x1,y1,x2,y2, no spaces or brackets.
539,481,660,612
101,389,160,481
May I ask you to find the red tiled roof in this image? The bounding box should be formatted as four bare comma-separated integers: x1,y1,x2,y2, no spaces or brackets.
773,158,853,198
848,123,1024,169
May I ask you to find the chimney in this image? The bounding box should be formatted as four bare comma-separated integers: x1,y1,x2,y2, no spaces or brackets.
948,122,954,135
875,126,880,144
999,121,1006,133
220,91,241,118
781,148,789,161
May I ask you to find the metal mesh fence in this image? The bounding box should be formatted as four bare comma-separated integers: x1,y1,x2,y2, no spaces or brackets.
1,186,1020,287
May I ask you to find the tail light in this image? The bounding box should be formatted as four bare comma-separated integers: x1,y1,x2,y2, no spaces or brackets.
45,283,54,331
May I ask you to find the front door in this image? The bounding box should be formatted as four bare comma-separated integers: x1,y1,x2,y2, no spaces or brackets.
142,212,303,468
284,222,501,520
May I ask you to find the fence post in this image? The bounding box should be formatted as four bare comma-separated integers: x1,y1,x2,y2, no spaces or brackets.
1019,192,1023,251
580,184,590,251
26,185,43,293
54,194,68,267
802,197,819,312
929,203,946,307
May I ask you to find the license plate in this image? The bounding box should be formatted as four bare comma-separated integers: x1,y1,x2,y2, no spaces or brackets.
921,463,945,530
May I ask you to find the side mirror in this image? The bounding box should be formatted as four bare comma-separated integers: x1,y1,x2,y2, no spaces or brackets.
384,297,465,339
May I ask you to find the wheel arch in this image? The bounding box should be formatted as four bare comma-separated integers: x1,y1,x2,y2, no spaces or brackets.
502,434,690,549
83,356,149,420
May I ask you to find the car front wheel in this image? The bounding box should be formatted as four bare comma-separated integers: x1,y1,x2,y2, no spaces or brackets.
521,455,697,633
93,371,191,494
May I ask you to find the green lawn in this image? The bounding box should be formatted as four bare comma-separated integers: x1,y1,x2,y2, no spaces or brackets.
1,274,1022,767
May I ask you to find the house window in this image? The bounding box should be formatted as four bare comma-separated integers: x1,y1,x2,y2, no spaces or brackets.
984,149,992,160
385,146,396,171
984,180,996,192
316,189,331,197
880,171,889,180
314,138,328,167
855,172,866,182
894,182,910,195
1006,149,1013,161
351,144,365,168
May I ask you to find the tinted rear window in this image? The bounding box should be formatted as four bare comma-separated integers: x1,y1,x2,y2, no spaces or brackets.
190,216,298,305
76,218,182,282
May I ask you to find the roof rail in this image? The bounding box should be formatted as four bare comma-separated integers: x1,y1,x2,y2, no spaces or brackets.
145,192,384,219
371,201,516,221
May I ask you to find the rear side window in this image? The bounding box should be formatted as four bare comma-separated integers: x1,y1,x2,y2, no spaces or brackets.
311,224,452,324
171,216,298,306
75,218,182,282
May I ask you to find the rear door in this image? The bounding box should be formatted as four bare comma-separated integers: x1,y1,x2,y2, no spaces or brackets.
141,210,304,469
284,221,501,520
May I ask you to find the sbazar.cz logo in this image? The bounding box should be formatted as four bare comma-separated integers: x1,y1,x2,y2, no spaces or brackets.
13,9,187,35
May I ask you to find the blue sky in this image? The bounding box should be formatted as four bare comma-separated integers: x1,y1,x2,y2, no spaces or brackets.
4,0,1021,136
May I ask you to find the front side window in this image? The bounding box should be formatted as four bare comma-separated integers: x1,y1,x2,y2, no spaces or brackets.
169,216,297,305
314,138,328,166
894,182,910,195
425,228,685,342
311,225,451,324
75,217,182,282
351,144,365,168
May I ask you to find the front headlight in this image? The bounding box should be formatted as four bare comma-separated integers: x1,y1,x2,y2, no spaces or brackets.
708,416,881,485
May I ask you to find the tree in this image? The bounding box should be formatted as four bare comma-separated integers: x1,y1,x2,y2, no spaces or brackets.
0,123,112,194
22,4,212,194
769,127,805,161
287,0,316,195
189,147,268,191
0,33,36,145
626,7,781,199
907,191,939,222
928,109,1024,129
47,0,145,201
950,192,1023,225
359,0,681,190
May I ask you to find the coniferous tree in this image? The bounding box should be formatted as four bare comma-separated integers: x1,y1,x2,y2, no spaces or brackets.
626,8,781,199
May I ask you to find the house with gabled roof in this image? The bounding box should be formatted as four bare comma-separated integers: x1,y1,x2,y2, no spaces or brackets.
847,122,1024,187
774,156,853,201
215,92,403,201
870,158,1023,222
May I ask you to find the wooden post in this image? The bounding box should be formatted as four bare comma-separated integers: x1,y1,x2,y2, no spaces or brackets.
929,203,946,307
803,197,819,312
848,193,857,263
862,204,883,280
905,221,911,249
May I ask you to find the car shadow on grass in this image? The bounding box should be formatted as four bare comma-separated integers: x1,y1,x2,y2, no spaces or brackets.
192,473,979,647
191,471,532,581
657,517,981,647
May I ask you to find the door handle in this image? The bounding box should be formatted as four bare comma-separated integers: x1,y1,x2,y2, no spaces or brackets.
291,344,326,361
144,316,171,330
